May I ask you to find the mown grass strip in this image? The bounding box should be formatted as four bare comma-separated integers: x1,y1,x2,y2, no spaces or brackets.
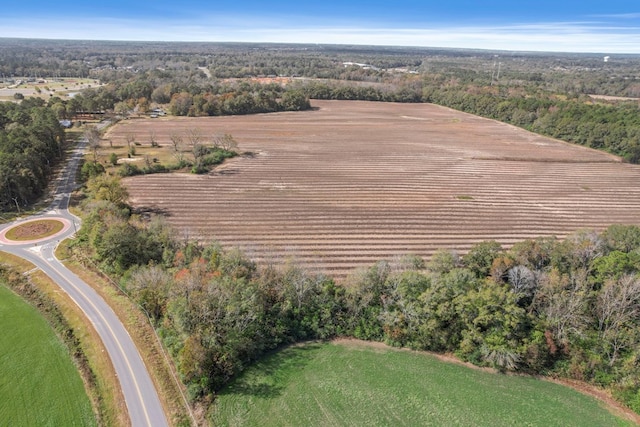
212,341,634,427
0,284,96,426
0,251,121,427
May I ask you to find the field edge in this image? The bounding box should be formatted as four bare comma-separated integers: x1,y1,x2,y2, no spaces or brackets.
332,338,640,425
0,253,104,425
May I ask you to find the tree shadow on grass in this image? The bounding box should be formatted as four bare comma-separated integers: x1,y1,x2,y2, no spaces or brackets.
219,342,323,400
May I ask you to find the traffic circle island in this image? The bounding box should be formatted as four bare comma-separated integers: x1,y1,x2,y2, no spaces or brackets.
0,218,72,245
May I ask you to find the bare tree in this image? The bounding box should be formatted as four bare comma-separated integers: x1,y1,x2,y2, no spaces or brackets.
566,229,605,271
213,133,238,151
170,133,185,165
125,133,135,151
187,128,206,169
507,265,537,298
596,274,640,365
84,125,101,163
481,345,520,371
149,130,158,147
11,196,20,213
536,270,591,346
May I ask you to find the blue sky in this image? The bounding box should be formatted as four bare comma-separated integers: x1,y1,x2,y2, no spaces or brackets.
1,1,639,53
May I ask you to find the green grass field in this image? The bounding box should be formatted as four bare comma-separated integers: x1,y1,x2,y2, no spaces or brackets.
0,285,96,426
212,341,633,427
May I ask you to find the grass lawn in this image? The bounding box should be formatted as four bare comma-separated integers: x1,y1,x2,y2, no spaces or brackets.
0,285,96,426
212,341,633,427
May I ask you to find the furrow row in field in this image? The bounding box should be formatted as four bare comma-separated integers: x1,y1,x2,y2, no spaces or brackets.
121,100,640,280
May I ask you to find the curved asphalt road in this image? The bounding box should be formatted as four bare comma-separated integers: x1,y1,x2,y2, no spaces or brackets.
0,134,169,427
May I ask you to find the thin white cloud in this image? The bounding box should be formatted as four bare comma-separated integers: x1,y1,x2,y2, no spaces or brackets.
1,17,640,53
256,25,640,53
589,13,640,19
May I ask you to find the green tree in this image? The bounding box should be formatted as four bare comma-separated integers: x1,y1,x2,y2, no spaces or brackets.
80,161,105,181
0,102,64,210
86,175,129,207
428,250,460,274
280,90,310,111
463,240,503,278
592,251,640,284
601,224,640,253
127,264,173,322
457,282,528,370
169,92,193,116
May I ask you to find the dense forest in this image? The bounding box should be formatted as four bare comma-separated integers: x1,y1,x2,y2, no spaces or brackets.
0,99,65,211
2,39,640,420
70,175,640,417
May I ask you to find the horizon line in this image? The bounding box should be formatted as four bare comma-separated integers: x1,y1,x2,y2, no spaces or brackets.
1,36,638,56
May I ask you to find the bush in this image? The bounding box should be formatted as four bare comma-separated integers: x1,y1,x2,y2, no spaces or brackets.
202,148,237,167
190,165,209,174
143,164,168,174
80,161,105,181
118,163,142,177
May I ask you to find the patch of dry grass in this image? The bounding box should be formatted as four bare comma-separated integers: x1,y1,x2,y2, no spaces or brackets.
4,219,64,241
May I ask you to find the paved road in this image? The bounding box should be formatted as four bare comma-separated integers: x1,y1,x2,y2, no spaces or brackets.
0,131,169,427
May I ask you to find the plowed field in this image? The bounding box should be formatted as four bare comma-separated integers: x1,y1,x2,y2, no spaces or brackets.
119,100,640,280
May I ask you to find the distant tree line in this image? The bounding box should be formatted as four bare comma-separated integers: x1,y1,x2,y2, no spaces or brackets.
4,39,640,97
16,41,634,162
166,86,310,116
45,79,311,118
71,176,640,417
48,74,639,164
0,99,65,211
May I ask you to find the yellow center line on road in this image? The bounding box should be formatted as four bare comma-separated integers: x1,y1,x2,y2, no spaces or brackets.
40,254,157,427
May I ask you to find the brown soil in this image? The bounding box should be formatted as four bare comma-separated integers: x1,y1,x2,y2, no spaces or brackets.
5,219,64,241
114,100,640,280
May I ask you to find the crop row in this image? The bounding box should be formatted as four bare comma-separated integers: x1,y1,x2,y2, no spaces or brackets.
123,101,640,279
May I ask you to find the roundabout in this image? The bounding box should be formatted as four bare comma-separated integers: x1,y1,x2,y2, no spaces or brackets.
0,217,72,245
0,128,171,426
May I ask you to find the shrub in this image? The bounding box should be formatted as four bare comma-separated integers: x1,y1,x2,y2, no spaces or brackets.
202,148,237,167
118,163,142,177
80,161,105,181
